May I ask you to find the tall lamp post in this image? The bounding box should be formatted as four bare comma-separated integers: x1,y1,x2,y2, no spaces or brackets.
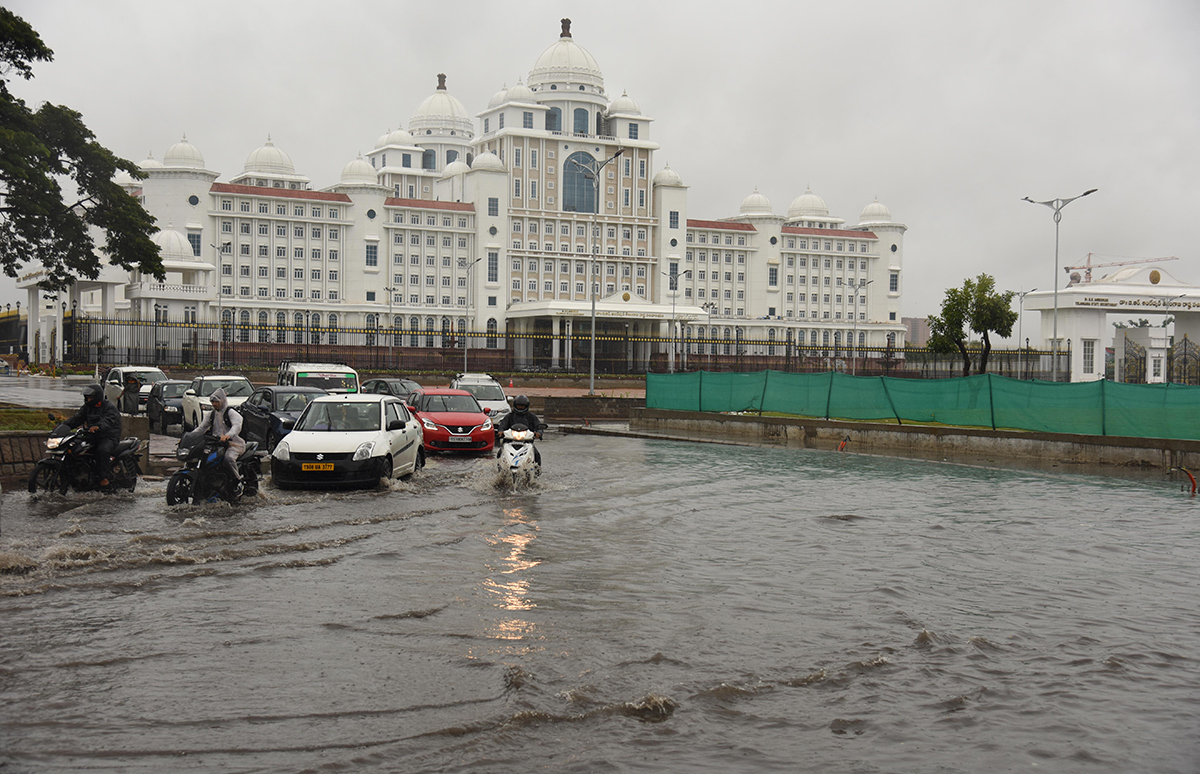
851,278,873,375
1022,188,1097,382
458,256,482,373
211,241,230,369
701,302,716,370
662,269,692,373
567,147,625,395
1158,292,1186,383
382,286,395,368
1015,288,1037,379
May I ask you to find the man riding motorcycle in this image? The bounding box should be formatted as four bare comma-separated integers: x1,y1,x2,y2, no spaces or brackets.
64,383,123,487
496,394,542,466
195,387,246,497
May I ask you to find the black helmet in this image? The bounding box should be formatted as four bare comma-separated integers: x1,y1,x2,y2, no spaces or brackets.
83,384,103,406
514,394,530,410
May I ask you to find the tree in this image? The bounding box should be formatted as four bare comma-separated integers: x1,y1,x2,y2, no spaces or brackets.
0,8,162,291
927,274,1018,377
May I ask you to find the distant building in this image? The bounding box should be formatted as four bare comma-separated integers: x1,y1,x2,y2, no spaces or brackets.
903,316,930,346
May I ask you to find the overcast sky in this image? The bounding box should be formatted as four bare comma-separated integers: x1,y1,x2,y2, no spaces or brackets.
5,0,1199,339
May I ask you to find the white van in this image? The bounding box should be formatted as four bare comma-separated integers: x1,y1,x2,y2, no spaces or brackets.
277,361,360,393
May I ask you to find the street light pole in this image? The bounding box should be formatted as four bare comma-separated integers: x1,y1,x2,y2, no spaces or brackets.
382,286,395,369
851,279,874,375
567,147,625,395
459,256,483,374
661,269,692,373
1022,189,1097,382
1158,292,1186,384
211,241,230,369
1016,288,1037,380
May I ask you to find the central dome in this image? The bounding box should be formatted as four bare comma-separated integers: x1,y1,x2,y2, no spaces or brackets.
788,186,829,219
244,136,296,175
409,73,473,136
529,18,604,91
740,187,773,215
163,135,204,169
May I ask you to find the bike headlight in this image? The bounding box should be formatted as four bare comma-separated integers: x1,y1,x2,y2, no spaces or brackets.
274,442,290,461
353,441,375,461
46,437,63,450
176,445,189,460
422,418,438,431
482,418,492,431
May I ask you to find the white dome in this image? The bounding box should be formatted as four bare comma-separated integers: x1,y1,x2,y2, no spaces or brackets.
114,169,135,187
409,74,473,136
139,152,163,170
608,90,640,115
506,80,534,103
441,160,471,178
528,18,604,90
243,136,296,175
382,127,414,147
860,198,892,223
653,164,683,187
375,129,392,148
788,186,829,218
340,154,377,185
151,227,194,262
740,187,773,215
488,84,508,108
472,152,505,172
163,135,204,168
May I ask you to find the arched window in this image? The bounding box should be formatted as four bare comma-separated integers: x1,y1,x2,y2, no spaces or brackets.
446,150,458,165
365,313,376,346
425,316,435,348
421,149,436,170
258,311,269,343
810,330,818,346
221,309,232,343
294,312,304,344
409,316,419,347
768,328,776,356
328,314,339,345
310,313,321,344
735,327,744,355
276,312,286,343
486,318,498,348
723,327,732,356
887,332,896,346
441,316,451,348
545,107,561,132
833,331,841,354
563,151,596,213
393,315,403,347
238,310,250,343
596,110,604,135
822,330,830,346
858,331,865,346
465,152,474,167
573,107,589,135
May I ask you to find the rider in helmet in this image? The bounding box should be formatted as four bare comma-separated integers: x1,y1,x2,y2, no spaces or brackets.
496,394,542,466
196,387,246,497
64,383,123,487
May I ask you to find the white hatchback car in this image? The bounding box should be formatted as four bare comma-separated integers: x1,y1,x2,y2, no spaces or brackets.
271,394,424,489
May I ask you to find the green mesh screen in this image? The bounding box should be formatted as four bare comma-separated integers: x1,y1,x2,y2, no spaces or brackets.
647,371,1200,441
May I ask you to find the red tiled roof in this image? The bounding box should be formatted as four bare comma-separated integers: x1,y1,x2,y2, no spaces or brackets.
210,182,352,202
384,198,475,212
686,219,756,231
782,225,878,239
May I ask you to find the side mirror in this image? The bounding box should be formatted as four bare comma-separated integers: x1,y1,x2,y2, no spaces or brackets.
537,422,549,431
387,419,404,431
483,407,491,415
507,396,514,404
184,389,196,396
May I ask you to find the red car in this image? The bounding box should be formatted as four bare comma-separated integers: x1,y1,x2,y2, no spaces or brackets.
407,388,494,453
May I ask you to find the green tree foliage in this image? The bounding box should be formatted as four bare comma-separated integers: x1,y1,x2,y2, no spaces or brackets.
927,274,1018,377
0,8,161,291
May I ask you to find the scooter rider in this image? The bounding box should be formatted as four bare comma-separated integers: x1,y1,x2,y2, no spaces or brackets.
496,394,542,466
196,387,245,495
65,383,122,487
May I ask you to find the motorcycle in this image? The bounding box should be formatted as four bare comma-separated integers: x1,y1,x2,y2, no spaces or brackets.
496,422,547,487
167,429,265,505
28,420,143,495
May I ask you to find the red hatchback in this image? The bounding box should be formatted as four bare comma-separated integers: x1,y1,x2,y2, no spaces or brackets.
407,388,494,453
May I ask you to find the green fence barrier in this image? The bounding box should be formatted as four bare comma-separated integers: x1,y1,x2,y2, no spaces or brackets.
647,371,1200,441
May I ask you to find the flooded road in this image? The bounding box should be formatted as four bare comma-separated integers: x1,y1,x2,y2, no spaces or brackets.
2,434,1199,772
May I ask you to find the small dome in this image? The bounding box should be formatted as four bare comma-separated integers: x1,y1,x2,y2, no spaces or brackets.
151,227,194,262
382,127,414,147
114,169,135,187
163,135,204,168
529,18,604,91
788,186,829,218
472,152,505,172
243,136,295,175
488,84,509,108
608,90,640,115
653,164,683,187
506,79,534,103
375,129,392,148
409,73,473,136
740,187,772,215
441,160,471,178
340,154,377,185
138,152,163,170
860,197,891,223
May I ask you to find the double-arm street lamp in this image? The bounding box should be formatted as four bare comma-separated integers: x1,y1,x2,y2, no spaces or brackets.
459,256,483,373
211,241,231,368
662,269,692,373
567,147,625,395
1016,288,1038,379
851,278,873,375
382,286,396,367
1022,189,1098,382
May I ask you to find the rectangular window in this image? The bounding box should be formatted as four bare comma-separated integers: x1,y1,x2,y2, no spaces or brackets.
768,266,778,286
523,111,533,129
514,148,522,167
487,250,499,282
628,123,639,139
488,197,499,217
365,244,378,267
669,211,679,229
889,272,899,292
1083,340,1096,374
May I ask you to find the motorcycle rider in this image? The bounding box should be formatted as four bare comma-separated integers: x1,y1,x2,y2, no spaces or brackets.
195,387,245,496
496,394,542,466
64,383,122,487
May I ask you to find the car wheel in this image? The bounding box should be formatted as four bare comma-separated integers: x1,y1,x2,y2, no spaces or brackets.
266,429,279,453
377,455,393,482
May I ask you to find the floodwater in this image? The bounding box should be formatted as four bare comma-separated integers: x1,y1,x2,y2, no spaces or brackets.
1,434,1198,773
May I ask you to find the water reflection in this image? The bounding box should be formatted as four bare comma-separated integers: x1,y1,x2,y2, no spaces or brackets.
482,505,540,642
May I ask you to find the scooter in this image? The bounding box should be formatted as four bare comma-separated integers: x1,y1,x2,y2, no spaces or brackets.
28,420,142,495
167,429,265,505
496,422,547,487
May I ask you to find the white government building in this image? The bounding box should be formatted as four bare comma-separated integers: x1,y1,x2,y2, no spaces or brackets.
20,18,908,371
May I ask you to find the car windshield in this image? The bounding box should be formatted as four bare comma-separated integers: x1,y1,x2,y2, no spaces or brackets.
201,379,253,397
279,392,318,412
297,373,358,392
421,394,482,413
132,370,167,385
459,383,506,401
161,383,188,398
296,402,380,432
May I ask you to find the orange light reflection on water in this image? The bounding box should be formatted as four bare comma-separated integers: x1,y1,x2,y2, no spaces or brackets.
479,506,541,647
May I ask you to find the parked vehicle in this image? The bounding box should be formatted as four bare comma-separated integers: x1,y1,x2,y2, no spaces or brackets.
238,386,327,452
146,379,191,434
167,429,264,505
181,375,254,432
271,394,424,489
496,422,547,487
102,367,168,413
406,388,494,454
28,421,142,494
450,373,510,424
277,361,359,393
360,378,422,401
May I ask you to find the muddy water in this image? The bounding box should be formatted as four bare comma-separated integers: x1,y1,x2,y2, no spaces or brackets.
1,435,1199,772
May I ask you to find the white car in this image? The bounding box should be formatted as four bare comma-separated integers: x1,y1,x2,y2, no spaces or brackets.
181,375,254,431
103,366,168,412
271,394,424,489
450,373,510,424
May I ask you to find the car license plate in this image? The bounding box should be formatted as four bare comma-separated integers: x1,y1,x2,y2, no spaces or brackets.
302,463,335,471
448,436,471,443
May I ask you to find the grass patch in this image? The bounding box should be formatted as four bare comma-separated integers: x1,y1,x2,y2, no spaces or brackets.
0,409,67,432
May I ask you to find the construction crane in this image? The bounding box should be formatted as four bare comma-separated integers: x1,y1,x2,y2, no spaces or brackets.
1064,252,1179,283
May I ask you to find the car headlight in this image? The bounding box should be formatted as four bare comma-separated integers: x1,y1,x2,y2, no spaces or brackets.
274,442,290,461
422,418,438,431
165,406,180,413
353,441,375,461
482,418,492,431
